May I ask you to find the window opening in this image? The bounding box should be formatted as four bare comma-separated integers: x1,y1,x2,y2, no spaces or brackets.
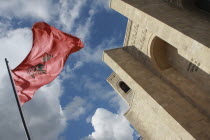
119,81,130,93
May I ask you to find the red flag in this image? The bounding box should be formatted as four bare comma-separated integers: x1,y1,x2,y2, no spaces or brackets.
11,22,84,105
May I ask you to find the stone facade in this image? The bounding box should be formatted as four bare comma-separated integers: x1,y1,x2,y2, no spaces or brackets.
103,0,210,139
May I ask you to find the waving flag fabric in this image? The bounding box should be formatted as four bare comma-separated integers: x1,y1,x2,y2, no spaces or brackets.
12,22,84,105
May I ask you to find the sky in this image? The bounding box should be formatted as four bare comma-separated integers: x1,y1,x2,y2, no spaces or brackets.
0,0,140,140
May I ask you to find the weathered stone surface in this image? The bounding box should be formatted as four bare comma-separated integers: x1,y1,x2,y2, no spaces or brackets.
103,0,210,139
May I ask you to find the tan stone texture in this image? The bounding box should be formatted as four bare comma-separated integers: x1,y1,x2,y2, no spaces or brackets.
103,0,210,139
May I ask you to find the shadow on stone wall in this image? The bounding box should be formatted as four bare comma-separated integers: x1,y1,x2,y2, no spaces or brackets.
123,0,210,48
123,45,210,139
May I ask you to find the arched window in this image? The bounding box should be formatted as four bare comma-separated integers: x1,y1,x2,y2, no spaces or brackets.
119,81,130,93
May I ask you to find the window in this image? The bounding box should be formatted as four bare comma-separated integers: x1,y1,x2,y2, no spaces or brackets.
119,81,130,93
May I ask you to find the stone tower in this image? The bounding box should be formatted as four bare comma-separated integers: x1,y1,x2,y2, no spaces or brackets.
103,0,210,139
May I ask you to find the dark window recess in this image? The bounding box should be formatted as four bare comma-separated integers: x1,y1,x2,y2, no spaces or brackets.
196,0,210,13
119,81,130,93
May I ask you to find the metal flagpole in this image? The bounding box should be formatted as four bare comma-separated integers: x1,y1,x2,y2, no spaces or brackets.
5,58,31,140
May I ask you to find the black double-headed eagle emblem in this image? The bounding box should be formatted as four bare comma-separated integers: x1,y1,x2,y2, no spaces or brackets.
27,53,53,79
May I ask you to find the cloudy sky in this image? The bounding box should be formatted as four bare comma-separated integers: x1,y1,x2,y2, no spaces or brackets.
0,0,139,140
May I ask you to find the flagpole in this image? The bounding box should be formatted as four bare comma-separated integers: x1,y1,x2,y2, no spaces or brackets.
5,58,31,140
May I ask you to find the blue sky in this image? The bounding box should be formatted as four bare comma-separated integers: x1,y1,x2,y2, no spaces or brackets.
0,0,139,140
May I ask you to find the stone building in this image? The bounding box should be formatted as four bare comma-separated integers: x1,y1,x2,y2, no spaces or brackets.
102,0,210,139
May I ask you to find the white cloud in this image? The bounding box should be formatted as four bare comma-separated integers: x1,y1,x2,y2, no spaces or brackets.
0,75,66,140
84,108,134,140
92,0,110,12
60,58,83,81
64,96,91,121
66,75,117,102
0,0,132,140
0,25,98,139
52,0,109,36
0,27,68,140
70,38,118,73
60,65,73,81
22,78,67,140
80,81,133,139
75,16,93,42
54,0,112,81
58,0,87,32
109,94,130,115
0,28,32,81
0,21,12,37
0,25,94,140
0,0,55,21
73,0,110,42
